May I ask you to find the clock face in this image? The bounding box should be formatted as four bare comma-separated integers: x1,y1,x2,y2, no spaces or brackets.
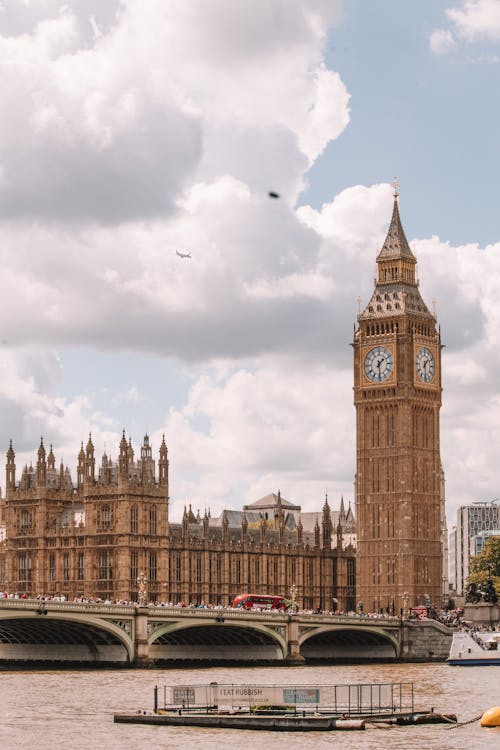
364,346,394,382
416,347,435,383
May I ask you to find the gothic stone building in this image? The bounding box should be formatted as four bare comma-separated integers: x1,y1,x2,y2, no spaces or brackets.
0,433,356,612
354,187,443,613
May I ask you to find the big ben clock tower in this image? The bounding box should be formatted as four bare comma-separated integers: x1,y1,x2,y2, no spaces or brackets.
353,182,443,614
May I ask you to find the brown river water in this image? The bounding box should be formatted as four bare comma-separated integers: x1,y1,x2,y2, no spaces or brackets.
0,663,498,750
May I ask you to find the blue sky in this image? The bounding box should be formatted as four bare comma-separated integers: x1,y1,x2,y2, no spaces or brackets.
306,0,500,246
1,1,500,526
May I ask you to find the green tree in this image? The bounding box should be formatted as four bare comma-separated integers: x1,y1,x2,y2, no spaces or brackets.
467,536,500,594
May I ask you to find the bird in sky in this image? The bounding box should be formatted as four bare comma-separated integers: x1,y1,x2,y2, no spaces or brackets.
176,250,192,259
268,191,280,199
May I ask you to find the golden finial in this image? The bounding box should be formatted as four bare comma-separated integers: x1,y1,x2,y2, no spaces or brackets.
392,176,399,199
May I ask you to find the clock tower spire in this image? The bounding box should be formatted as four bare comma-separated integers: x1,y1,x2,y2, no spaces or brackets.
353,185,443,613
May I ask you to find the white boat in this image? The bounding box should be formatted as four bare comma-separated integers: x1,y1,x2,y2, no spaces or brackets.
448,630,500,666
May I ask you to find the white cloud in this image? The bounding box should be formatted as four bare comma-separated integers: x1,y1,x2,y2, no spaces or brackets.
163,359,355,518
447,0,500,41
429,28,458,54
430,0,500,54
0,0,348,222
0,0,499,531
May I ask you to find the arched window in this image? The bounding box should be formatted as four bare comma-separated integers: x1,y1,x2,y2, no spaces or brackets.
130,505,138,534
149,506,157,535
101,505,111,530
149,552,157,582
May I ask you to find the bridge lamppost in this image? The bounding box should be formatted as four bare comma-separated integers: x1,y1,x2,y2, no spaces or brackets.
401,591,409,619
137,572,148,607
289,583,298,612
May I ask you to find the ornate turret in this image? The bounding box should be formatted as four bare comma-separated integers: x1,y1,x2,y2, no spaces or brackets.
241,511,248,539
203,509,210,538
222,510,229,539
101,452,111,485
339,494,346,522
158,434,168,486
322,493,332,548
274,489,284,530
182,506,189,537
77,442,85,487
36,437,46,485
118,430,129,479
47,444,56,471
336,520,343,551
127,437,134,463
140,434,154,483
6,439,16,491
314,517,320,549
85,434,95,483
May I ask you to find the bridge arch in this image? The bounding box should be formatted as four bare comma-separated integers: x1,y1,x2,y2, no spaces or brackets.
149,620,287,661
299,625,400,661
0,611,134,663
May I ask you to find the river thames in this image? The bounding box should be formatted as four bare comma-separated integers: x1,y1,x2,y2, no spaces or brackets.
1,662,498,750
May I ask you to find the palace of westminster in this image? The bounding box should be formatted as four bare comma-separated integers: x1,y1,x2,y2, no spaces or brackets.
0,190,446,613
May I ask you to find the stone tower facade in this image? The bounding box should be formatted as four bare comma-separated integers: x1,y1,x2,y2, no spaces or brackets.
2,433,169,602
353,186,443,613
0,437,356,611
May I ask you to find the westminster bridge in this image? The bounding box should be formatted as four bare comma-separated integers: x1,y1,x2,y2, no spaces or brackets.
0,599,452,666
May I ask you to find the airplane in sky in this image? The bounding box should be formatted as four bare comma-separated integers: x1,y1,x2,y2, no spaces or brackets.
176,250,192,259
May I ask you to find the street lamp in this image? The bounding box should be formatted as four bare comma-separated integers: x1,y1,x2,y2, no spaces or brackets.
401,591,409,619
289,583,298,612
137,572,148,607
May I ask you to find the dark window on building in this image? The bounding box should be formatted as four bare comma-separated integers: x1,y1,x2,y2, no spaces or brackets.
63,553,70,581
130,505,138,534
149,506,157,535
100,505,111,530
99,551,113,580
49,553,56,581
77,553,84,581
20,510,32,534
130,551,138,580
18,553,32,582
149,552,157,582
347,558,355,588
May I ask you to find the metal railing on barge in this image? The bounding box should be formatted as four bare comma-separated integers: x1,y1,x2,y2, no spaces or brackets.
155,681,414,717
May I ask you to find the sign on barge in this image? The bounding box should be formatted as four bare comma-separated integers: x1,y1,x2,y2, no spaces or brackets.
114,681,456,731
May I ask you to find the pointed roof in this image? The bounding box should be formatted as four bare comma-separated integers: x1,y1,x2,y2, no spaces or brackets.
243,492,301,512
377,193,415,261
7,439,15,461
359,185,434,321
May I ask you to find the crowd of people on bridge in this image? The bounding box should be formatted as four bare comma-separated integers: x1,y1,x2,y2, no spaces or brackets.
0,591,457,621
1,591,402,617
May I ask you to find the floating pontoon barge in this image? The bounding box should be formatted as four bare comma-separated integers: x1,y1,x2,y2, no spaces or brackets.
114,681,456,731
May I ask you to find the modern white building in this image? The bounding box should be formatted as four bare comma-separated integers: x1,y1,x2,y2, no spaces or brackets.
449,501,499,595
470,529,500,557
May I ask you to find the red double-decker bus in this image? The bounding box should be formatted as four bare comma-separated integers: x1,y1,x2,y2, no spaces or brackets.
232,594,287,611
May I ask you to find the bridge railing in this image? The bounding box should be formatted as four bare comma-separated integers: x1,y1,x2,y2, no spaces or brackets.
0,599,402,626
0,599,136,616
